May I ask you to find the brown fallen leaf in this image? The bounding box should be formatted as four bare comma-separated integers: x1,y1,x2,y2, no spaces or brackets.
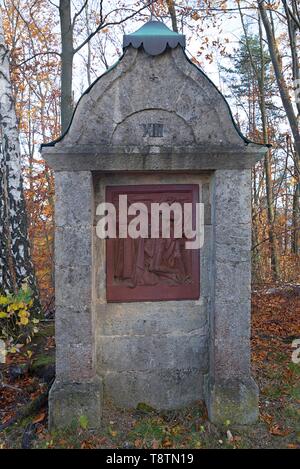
170,424,183,435
36,425,45,434
152,439,159,449
134,438,143,448
269,424,290,436
32,412,46,424
81,440,93,449
98,436,108,445
58,439,68,446
261,413,273,425
162,437,173,448
194,418,202,432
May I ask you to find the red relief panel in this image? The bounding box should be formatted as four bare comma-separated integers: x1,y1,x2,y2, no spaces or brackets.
106,184,200,302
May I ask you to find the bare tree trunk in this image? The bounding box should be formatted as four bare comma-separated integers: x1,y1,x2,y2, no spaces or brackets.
59,0,74,133
0,13,40,308
259,1,300,257
258,18,281,279
252,166,263,282
238,3,281,280
85,3,92,86
58,1,152,132
166,0,178,32
85,2,92,86
258,1,300,154
292,161,300,254
282,0,300,255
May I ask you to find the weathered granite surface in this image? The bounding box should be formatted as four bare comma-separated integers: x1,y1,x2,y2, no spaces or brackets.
204,170,259,424
49,171,103,428
94,173,210,410
42,47,265,171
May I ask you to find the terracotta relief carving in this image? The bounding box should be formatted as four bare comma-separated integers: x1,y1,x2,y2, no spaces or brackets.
106,185,200,302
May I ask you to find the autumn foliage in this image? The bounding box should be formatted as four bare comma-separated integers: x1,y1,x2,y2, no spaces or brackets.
0,1,298,305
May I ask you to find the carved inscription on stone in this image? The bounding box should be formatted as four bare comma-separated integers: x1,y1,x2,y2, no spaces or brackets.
106,185,200,302
141,123,164,137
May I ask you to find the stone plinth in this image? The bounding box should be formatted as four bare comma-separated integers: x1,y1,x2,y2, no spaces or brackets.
41,22,266,429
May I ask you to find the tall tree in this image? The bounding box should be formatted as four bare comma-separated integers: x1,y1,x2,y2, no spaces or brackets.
58,0,153,133
166,0,178,32
0,12,40,307
258,0,300,255
243,9,280,280
2,0,60,301
59,0,73,133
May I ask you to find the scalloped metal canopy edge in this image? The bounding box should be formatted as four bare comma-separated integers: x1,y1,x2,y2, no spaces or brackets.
123,20,186,56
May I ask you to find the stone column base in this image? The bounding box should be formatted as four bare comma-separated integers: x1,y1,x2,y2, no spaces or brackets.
204,376,259,425
49,376,103,430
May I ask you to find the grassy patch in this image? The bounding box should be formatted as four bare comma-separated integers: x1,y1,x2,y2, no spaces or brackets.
1,290,300,449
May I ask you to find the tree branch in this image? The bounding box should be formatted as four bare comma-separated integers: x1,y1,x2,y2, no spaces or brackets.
16,51,61,67
252,225,300,251
72,0,89,29
73,1,152,55
48,0,59,9
283,0,300,30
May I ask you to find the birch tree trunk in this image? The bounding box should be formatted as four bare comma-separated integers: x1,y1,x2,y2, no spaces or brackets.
0,13,40,308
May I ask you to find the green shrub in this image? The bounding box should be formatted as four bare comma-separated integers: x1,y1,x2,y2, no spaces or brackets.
0,284,39,355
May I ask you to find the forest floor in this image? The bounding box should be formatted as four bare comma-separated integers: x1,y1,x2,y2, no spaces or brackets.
0,285,300,449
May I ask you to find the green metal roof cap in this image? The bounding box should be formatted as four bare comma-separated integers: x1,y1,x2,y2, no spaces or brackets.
123,20,185,56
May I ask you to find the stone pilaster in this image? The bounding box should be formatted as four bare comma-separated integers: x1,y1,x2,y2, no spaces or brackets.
48,171,102,429
204,169,259,425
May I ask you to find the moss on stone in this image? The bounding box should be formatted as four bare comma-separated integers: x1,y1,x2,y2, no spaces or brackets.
136,402,156,414
31,354,55,370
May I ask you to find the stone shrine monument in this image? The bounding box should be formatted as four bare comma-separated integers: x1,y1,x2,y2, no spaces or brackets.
41,20,267,429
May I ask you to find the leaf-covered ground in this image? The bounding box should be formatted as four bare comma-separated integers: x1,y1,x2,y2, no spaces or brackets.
0,286,299,449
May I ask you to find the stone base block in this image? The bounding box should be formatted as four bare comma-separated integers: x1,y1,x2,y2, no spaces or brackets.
49,377,103,430
103,368,204,410
204,376,259,425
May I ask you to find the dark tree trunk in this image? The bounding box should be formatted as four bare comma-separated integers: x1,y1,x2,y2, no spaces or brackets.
282,0,300,255
166,0,178,32
258,1,300,156
59,0,74,133
239,4,281,280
